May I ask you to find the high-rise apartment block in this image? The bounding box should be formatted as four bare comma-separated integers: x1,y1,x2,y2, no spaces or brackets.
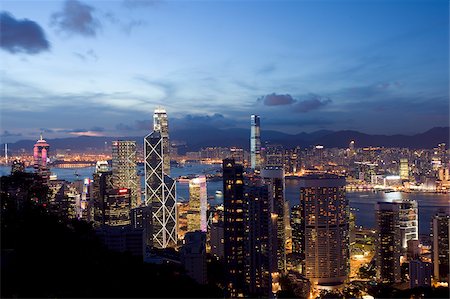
223,158,246,297
261,167,287,273
300,174,349,287
432,212,450,283
376,202,401,284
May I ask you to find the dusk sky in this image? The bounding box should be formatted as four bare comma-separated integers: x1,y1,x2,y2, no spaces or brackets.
1,0,448,142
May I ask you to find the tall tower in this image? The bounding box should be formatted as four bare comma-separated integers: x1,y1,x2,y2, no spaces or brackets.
33,134,50,181
250,115,261,171
376,202,401,284
153,107,170,175
223,158,246,297
188,176,207,232
144,108,177,249
261,167,286,273
432,212,449,283
300,174,349,287
111,141,140,208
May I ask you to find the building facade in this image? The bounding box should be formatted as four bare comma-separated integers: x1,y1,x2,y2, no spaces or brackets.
188,176,207,232
432,212,450,283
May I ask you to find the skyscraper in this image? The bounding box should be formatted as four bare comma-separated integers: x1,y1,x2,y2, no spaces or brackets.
300,174,349,287
33,134,50,181
181,231,207,285
153,107,170,175
396,199,418,249
432,212,449,283
223,158,246,297
399,158,409,180
376,202,401,284
250,115,261,171
188,176,207,232
261,167,286,273
144,108,177,249
244,181,274,296
291,204,305,273
111,141,140,208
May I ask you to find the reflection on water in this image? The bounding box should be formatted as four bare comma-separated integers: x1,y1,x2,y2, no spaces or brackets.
1,165,448,234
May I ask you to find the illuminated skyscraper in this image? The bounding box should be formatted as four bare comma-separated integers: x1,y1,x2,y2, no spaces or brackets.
111,141,140,208
188,176,207,232
300,174,349,287
376,202,401,284
432,212,449,283
261,167,286,273
396,199,418,249
399,158,409,180
250,115,261,171
153,107,170,175
33,134,50,181
291,204,304,273
144,109,177,249
223,158,246,297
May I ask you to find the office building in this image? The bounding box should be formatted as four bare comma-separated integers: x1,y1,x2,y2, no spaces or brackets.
33,134,50,182
396,199,418,249
144,108,177,249
223,158,246,297
400,158,409,180
188,176,207,232
92,168,113,227
131,206,152,253
409,260,432,288
376,202,401,284
432,212,449,282
261,167,286,273
181,231,207,285
104,188,131,226
153,107,170,175
250,115,261,171
112,140,140,208
300,174,349,287
265,144,284,167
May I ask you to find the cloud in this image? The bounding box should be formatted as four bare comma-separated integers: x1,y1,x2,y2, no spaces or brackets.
294,94,332,113
258,93,296,106
116,123,134,131
123,0,160,8
50,0,100,37
73,49,98,61
0,12,50,54
0,130,22,137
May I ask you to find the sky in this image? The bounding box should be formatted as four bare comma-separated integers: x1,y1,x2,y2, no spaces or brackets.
0,0,449,142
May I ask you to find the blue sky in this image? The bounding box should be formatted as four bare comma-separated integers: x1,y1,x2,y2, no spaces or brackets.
0,0,448,142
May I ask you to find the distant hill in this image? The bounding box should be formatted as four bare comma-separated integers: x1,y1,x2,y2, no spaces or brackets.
3,127,449,152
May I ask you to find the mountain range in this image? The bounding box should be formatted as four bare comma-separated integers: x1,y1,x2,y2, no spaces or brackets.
4,127,449,153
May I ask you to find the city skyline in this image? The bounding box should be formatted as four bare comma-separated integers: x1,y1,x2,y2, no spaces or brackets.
1,0,449,143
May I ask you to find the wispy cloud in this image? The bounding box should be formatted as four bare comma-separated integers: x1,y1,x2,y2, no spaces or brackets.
50,0,101,37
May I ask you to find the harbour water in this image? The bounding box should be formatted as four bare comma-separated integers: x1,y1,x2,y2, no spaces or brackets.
1,164,448,234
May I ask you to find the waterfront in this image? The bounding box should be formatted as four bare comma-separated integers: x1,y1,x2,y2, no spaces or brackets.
1,164,448,233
